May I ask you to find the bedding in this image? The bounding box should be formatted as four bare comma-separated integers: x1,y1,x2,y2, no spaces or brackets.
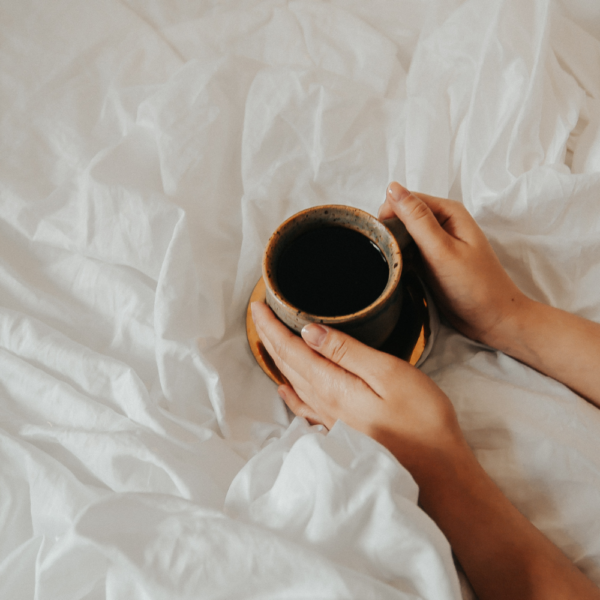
1,0,600,598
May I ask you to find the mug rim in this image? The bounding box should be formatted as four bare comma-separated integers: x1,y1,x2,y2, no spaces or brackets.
262,204,403,326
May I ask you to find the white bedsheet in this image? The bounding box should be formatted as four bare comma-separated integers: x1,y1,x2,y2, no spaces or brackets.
1,0,600,598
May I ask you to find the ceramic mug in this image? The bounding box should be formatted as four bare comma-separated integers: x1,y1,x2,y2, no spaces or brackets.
262,205,412,348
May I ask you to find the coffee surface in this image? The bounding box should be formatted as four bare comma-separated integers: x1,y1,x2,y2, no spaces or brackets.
276,226,389,316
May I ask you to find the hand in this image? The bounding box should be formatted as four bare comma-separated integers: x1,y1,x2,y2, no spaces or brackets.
379,182,526,348
251,301,468,482
251,305,600,600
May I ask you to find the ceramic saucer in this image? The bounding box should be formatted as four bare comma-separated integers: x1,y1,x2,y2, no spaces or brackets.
246,270,435,386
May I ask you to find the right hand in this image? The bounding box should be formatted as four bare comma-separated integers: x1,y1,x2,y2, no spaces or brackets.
378,182,527,348
251,301,468,483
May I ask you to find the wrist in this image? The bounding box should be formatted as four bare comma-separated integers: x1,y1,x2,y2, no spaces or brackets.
410,439,478,515
481,293,535,354
389,433,476,512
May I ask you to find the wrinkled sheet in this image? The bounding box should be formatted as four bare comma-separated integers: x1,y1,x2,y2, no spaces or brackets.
1,0,600,598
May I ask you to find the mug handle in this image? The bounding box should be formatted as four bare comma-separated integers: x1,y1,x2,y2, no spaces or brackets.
382,217,412,251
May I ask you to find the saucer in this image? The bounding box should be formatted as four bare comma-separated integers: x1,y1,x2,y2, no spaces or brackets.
246,270,433,386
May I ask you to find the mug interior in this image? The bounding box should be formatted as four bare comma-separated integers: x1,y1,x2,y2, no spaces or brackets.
263,205,402,321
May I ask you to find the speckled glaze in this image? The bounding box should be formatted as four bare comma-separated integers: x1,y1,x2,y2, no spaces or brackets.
262,205,403,348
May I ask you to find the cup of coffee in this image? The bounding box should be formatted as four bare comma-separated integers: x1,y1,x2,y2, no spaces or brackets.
262,205,411,348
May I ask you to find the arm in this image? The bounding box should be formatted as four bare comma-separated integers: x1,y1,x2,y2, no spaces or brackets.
251,302,600,600
379,182,600,407
486,298,600,406
421,438,598,600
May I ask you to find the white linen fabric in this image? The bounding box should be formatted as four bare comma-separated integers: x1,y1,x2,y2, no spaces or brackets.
1,0,600,598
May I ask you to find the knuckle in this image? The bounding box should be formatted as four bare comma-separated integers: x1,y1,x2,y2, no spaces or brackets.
296,403,309,418
327,336,350,364
437,233,457,254
406,199,431,221
449,198,466,212
272,334,293,366
272,337,286,360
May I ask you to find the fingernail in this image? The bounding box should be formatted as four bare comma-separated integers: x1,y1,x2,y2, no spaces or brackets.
301,323,328,347
250,302,259,320
388,181,407,203
277,386,287,401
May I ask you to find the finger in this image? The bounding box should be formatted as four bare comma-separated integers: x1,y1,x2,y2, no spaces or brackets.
252,302,325,390
377,198,396,221
403,189,457,222
385,182,454,253
378,184,453,222
300,322,403,397
410,190,479,243
380,182,477,242
251,302,359,410
278,385,330,428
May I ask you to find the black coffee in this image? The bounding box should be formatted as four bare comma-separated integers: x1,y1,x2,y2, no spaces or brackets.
276,225,389,316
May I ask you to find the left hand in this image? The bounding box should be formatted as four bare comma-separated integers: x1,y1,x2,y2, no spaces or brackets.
251,301,467,481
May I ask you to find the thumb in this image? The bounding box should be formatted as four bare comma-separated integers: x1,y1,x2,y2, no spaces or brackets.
301,322,399,393
386,182,449,254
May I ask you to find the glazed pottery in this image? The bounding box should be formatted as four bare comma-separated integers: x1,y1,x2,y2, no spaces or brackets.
262,205,410,348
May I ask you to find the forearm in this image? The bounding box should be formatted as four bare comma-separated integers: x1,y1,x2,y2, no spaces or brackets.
414,443,600,600
487,296,600,407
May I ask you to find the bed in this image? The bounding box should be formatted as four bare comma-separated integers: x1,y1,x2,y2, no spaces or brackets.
2,0,600,598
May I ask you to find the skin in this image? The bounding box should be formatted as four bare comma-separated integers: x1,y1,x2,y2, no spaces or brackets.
251,182,600,599
377,184,600,408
